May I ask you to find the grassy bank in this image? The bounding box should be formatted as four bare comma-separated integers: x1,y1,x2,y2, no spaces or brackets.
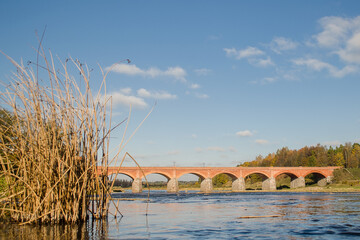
113,183,360,193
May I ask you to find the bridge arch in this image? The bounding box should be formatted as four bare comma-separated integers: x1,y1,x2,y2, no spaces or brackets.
303,171,327,178
142,171,171,181
212,172,238,188
274,172,299,189
177,171,207,180
244,172,271,190
274,171,299,179
304,171,328,187
244,171,270,179
210,171,238,180
110,171,135,180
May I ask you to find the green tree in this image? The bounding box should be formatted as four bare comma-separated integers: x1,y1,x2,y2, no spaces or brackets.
334,152,345,167
349,144,360,168
212,173,231,187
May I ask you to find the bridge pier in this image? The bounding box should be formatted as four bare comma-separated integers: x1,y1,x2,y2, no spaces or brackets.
200,178,213,193
232,178,245,192
167,178,179,193
290,177,305,188
262,177,276,191
132,178,142,193
326,176,333,183
317,176,330,187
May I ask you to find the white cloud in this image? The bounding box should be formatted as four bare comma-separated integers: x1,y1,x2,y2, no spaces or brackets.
313,16,360,64
137,88,177,99
107,64,187,82
236,130,254,137
224,47,264,60
270,37,298,53
190,83,201,89
255,139,269,145
337,32,360,64
194,68,212,76
119,87,132,95
106,91,147,108
225,47,273,68
253,57,274,67
263,77,277,83
292,58,357,78
251,77,278,85
195,93,209,99
191,134,198,139
314,16,356,48
164,67,187,82
107,64,144,75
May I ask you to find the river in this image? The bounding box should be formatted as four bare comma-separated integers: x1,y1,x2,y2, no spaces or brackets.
1,191,360,239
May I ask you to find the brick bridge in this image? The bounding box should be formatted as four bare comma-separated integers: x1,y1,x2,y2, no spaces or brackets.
98,166,341,193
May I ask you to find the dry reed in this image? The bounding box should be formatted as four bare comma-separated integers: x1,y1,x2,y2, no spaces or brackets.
0,47,150,224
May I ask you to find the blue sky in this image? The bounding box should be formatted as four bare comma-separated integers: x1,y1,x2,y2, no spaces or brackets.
1,1,360,168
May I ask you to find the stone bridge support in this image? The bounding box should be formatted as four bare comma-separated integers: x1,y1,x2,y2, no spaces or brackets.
317,176,332,187
290,177,305,189
232,178,245,192
132,178,142,193
262,177,276,191
200,178,213,193
167,178,179,193
326,176,333,184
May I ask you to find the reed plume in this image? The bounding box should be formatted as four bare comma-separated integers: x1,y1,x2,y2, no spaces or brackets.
0,48,139,224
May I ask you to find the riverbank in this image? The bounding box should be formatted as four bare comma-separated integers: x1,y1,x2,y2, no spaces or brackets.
113,183,360,193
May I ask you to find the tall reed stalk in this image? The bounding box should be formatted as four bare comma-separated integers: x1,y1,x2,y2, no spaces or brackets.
0,48,143,224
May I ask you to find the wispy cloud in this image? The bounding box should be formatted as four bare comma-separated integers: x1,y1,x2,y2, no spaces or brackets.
224,47,264,60
250,77,278,85
137,88,177,99
224,47,274,67
255,139,269,145
314,16,355,48
313,16,360,64
337,32,360,64
252,57,274,67
106,90,147,108
270,37,298,54
104,87,177,108
119,87,132,95
292,58,357,78
106,63,187,82
195,93,209,99
236,130,254,137
189,83,201,89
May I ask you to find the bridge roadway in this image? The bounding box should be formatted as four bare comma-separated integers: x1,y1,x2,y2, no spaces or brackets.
97,166,341,193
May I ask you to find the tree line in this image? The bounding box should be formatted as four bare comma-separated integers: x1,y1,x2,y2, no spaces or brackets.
240,143,360,168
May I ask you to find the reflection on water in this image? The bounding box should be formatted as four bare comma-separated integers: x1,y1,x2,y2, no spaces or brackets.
1,191,360,239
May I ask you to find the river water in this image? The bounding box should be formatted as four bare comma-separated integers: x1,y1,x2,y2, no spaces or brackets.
1,191,360,239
